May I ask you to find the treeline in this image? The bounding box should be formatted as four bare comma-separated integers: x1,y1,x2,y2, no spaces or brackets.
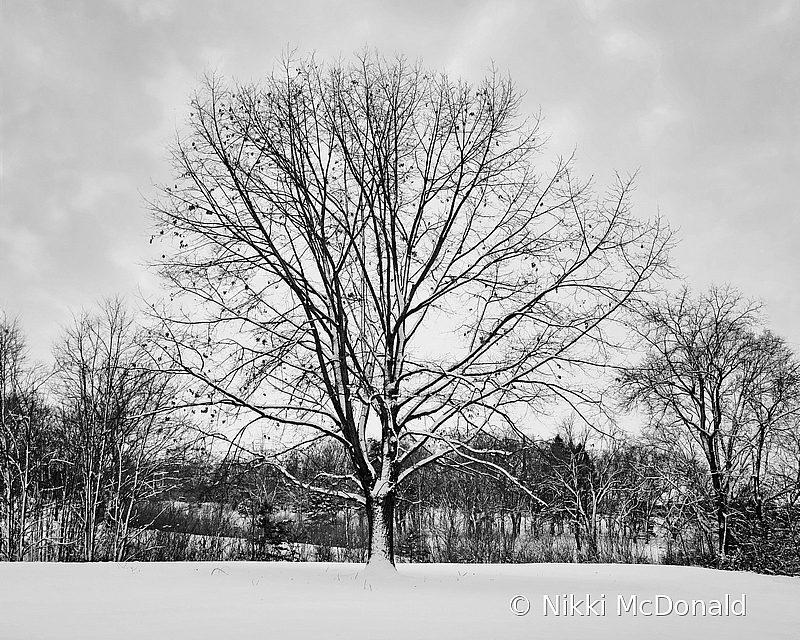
1,288,799,575
223,421,799,575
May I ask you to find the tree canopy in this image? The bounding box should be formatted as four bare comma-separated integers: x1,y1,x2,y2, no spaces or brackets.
148,51,672,565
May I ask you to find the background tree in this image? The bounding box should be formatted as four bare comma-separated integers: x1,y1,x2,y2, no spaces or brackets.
619,285,800,559
149,51,672,566
0,314,54,561
544,424,604,560
54,299,189,561
739,330,800,521
541,421,664,562
421,433,531,563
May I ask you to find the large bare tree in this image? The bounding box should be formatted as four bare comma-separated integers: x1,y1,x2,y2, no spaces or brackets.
148,52,672,566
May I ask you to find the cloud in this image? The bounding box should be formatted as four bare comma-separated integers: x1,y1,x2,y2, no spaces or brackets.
109,0,179,23
758,0,796,30
601,27,655,61
3,0,800,363
0,226,47,281
579,0,632,21
636,103,682,145
443,0,527,77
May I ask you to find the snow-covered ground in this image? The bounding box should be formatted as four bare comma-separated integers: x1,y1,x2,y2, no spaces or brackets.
1,561,798,639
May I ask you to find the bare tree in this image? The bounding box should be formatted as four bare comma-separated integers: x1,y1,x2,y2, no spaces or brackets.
542,421,667,562
0,313,54,560
547,425,604,560
148,51,672,566
619,285,800,558
55,299,188,561
740,330,800,520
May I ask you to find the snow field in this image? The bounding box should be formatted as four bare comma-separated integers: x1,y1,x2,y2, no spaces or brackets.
0,561,798,639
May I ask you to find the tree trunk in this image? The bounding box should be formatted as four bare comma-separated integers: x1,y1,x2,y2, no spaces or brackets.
753,423,768,521
702,434,733,558
366,491,395,567
1,465,11,560
511,512,521,541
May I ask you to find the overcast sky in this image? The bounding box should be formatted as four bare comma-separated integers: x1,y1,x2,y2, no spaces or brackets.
2,0,799,366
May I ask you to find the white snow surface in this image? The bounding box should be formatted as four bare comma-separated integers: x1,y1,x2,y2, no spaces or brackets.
1,561,798,639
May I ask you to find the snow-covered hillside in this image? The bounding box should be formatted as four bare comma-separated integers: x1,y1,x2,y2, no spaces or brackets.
1,562,797,639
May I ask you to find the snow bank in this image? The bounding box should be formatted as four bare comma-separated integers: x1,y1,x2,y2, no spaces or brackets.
0,561,797,639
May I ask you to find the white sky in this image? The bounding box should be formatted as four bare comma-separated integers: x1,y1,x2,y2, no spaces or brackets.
2,0,799,366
